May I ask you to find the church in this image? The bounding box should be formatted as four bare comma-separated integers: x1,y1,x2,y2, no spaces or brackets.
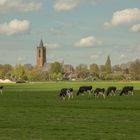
36,40,46,69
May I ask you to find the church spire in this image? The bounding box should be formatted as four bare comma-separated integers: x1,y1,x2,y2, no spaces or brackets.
39,39,44,47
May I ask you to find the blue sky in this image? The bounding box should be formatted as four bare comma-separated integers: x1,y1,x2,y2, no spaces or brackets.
0,0,140,66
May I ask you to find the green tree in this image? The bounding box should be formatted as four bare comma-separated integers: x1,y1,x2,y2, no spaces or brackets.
112,65,122,73
50,62,63,74
12,64,26,80
75,64,89,79
27,67,46,81
89,63,99,78
47,62,63,80
129,59,140,80
3,64,13,79
105,56,112,74
0,65,5,79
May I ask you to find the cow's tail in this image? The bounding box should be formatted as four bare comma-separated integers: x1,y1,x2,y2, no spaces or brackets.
120,90,123,96
77,90,80,96
106,90,109,96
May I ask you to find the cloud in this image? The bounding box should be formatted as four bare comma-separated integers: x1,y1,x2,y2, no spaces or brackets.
54,0,80,11
0,0,42,12
54,0,95,11
0,19,31,35
120,54,126,59
49,27,64,36
75,36,102,47
17,56,26,62
90,51,102,60
104,8,140,28
90,54,99,60
130,23,140,32
45,43,62,49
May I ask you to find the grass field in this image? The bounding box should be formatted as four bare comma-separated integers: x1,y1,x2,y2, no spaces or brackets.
0,81,140,140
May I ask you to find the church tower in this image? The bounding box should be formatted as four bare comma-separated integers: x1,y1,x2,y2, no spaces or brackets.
36,40,46,69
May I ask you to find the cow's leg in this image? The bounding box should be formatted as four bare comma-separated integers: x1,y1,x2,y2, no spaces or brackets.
126,91,129,96
88,91,90,96
102,93,106,99
114,91,116,96
0,90,2,95
62,96,65,100
71,92,73,99
112,91,115,96
94,93,97,98
88,90,91,96
96,93,99,98
99,92,104,99
68,94,71,100
82,92,85,96
131,90,134,95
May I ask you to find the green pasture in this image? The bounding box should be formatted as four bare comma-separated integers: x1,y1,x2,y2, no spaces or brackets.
0,82,140,140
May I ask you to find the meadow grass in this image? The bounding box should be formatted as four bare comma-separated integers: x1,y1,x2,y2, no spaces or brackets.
0,81,140,140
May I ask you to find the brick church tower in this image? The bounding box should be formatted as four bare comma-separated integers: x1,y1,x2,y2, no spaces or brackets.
36,40,46,69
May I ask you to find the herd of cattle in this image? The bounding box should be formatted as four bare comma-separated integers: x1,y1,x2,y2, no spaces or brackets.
59,86,134,100
0,85,135,100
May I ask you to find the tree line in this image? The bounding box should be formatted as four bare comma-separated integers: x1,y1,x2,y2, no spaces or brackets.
0,56,140,81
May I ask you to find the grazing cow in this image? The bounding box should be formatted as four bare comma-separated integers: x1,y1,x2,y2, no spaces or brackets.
59,88,73,100
106,86,117,96
77,86,93,96
94,88,106,99
0,86,4,95
120,86,134,96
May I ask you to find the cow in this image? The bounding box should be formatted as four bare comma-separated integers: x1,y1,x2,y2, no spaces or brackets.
0,86,4,95
94,88,106,99
120,86,134,96
77,86,93,96
106,86,117,96
59,88,73,100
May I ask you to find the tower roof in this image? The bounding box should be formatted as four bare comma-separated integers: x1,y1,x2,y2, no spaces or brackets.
39,40,44,47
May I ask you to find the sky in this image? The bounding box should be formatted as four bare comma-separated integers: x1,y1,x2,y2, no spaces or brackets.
0,0,140,66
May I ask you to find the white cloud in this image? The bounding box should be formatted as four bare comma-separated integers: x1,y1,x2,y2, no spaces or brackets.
75,36,102,47
49,27,64,36
130,23,140,32
54,0,95,11
45,43,62,49
0,0,42,12
90,54,99,60
17,56,26,62
90,51,102,60
0,19,31,35
54,0,80,11
104,8,140,28
120,54,126,59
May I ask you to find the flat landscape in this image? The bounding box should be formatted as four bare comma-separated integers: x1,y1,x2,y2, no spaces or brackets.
0,82,140,140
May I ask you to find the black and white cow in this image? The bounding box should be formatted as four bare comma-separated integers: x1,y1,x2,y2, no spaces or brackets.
0,86,4,95
120,86,134,96
77,86,93,96
59,88,73,100
94,88,106,99
106,86,117,96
